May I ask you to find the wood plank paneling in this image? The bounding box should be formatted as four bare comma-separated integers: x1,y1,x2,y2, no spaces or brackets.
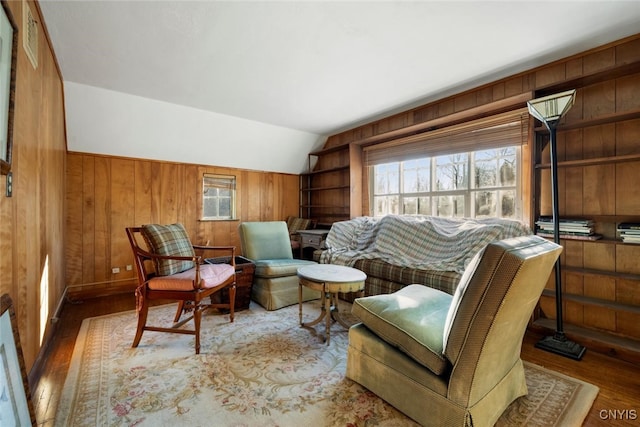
64,154,300,295
0,0,67,371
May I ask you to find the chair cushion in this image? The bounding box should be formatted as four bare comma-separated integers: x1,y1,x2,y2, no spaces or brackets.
148,263,234,291
254,259,316,278
442,248,484,351
352,284,452,375
142,223,195,276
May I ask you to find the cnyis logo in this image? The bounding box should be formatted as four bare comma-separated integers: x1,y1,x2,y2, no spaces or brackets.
599,409,638,420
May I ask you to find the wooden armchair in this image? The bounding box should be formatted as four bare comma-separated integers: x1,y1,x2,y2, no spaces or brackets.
126,224,236,354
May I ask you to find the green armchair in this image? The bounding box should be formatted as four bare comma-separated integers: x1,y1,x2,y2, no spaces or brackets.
346,235,562,426
239,221,319,310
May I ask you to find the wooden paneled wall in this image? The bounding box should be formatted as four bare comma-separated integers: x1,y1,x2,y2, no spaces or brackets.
65,153,300,297
0,0,67,372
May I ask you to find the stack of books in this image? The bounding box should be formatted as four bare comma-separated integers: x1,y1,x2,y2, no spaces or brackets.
535,217,602,241
617,223,640,244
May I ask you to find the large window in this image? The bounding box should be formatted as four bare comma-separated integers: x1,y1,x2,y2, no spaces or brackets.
202,174,237,220
372,147,520,219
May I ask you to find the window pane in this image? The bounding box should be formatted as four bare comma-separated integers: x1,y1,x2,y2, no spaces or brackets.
403,197,418,214
374,163,399,195
436,195,465,217
474,191,496,217
435,154,467,191
374,195,399,216
403,158,430,193
501,190,516,217
204,197,218,217
418,197,431,215
499,157,516,186
475,161,497,188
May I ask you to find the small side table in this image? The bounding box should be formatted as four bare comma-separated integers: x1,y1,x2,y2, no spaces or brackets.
297,229,329,259
297,264,366,344
205,256,255,311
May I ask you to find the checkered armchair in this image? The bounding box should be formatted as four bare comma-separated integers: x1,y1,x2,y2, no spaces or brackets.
286,216,316,252
347,235,562,426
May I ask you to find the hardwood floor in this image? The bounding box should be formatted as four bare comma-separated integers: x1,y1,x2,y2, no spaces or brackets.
32,293,640,426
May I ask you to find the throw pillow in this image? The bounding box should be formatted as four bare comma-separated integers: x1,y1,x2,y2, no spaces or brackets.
141,223,196,276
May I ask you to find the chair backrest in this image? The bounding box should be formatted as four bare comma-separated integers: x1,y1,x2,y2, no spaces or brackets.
286,216,316,234
444,235,562,405
239,221,293,260
126,227,156,285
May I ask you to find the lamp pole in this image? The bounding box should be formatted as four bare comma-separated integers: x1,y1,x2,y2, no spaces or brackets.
547,121,564,335
533,113,586,360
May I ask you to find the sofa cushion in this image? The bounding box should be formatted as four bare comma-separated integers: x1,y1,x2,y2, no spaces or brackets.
354,259,461,295
142,223,195,276
254,259,316,278
352,284,452,375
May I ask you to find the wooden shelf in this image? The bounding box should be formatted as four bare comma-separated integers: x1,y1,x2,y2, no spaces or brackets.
534,108,640,134
563,266,640,282
300,185,350,192
300,204,349,210
535,60,640,95
310,144,350,156
535,153,640,169
541,289,640,314
531,318,640,365
301,165,349,176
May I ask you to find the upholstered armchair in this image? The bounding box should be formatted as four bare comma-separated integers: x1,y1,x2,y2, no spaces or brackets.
346,235,562,427
239,221,319,310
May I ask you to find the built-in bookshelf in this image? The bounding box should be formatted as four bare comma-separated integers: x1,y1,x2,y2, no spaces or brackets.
299,144,362,227
531,55,640,363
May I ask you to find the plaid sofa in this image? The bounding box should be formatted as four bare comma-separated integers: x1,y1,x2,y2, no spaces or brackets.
317,215,531,301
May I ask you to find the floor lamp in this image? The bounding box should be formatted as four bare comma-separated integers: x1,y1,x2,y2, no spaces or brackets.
527,89,586,360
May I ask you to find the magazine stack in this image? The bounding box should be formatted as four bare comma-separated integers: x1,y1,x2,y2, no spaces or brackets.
535,217,601,241
617,223,640,244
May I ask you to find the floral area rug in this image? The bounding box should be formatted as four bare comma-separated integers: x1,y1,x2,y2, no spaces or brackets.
55,302,598,426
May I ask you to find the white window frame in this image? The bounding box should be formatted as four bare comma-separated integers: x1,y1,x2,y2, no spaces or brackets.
201,173,237,221
371,146,521,219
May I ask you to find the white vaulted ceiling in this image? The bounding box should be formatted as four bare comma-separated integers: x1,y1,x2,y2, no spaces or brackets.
39,1,640,174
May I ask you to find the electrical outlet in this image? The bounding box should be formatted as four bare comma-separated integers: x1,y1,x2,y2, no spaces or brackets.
126,264,133,271
112,267,120,274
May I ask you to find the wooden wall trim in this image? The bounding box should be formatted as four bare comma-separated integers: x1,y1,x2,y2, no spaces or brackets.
353,92,533,148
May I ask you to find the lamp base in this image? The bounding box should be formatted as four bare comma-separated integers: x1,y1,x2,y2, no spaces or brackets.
535,333,586,360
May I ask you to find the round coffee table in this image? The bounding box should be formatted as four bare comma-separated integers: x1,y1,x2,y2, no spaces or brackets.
297,264,367,344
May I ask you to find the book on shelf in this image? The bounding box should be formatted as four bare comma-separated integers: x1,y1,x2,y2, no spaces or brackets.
535,217,596,239
536,231,603,241
621,236,640,244
617,222,640,230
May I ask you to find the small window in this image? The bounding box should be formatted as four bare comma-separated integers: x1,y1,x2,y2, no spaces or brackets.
202,174,237,220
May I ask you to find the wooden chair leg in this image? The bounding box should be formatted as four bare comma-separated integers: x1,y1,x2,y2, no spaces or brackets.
174,301,185,322
228,284,236,323
132,299,149,348
193,305,202,354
